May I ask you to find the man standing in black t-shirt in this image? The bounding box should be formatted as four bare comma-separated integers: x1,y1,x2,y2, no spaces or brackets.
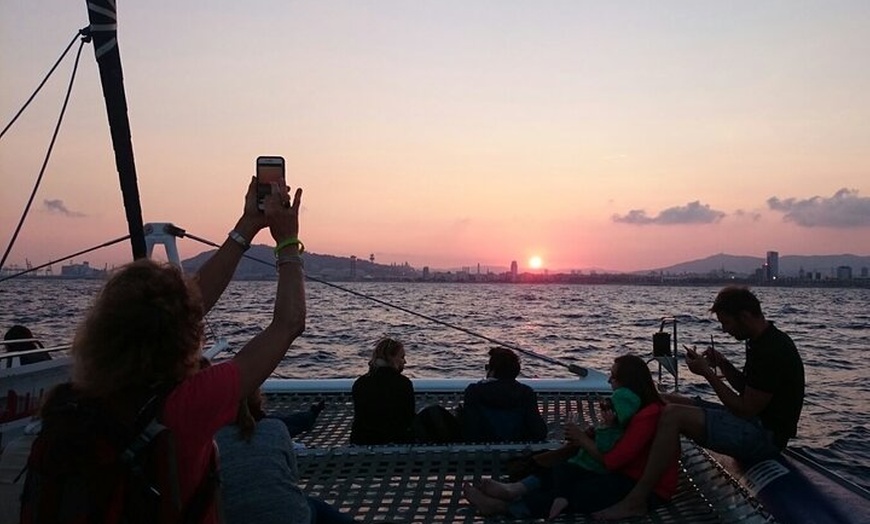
595,286,805,520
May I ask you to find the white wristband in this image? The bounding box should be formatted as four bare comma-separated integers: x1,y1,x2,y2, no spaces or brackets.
228,230,250,251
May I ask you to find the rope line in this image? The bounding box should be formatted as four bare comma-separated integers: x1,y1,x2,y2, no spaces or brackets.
0,33,90,272
180,231,587,376
0,235,130,284
0,28,89,141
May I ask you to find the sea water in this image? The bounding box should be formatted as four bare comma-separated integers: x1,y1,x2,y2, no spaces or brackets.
2,279,868,490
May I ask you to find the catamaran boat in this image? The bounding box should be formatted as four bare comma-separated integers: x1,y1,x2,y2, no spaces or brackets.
3,303,870,523
2,2,870,522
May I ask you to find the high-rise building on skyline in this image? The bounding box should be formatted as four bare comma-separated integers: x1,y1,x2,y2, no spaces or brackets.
837,266,852,280
766,251,779,281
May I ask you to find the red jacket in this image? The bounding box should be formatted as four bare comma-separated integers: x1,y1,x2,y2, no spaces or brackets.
602,402,679,501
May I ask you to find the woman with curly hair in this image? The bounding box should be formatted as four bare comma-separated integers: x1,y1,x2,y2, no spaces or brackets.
31,178,306,523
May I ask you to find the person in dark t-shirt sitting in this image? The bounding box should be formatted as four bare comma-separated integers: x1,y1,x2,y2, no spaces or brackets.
596,286,805,520
462,347,548,443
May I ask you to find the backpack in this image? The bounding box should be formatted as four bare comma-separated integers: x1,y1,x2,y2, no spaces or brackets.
19,382,218,524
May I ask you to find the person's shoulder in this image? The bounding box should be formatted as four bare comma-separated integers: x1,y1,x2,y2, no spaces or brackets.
258,417,291,438
757,322,800,354
213,424,236,444
515,380,537,395
762,322,792,341
396,371,413,389
379,366,410,383
464,380,486,392
352,372,370,391
171,359,238,396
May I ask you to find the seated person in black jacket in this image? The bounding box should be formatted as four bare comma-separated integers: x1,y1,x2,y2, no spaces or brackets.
3,325,51,367
350,337,415,444
462,347,548,443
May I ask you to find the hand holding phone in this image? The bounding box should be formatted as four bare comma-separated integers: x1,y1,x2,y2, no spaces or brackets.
683,345,699,360
703,336,719,371
256,156,286,211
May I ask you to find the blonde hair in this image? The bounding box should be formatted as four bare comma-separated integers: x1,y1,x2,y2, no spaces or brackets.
369,337,404,370
71,259,204,396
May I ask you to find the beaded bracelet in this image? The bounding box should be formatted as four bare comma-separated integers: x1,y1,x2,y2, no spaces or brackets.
274,237,305,255
228,230,251,251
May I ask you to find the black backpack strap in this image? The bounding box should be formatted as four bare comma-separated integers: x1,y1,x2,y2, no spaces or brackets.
144,383,221,523
180,442,221,524
129,384,184,502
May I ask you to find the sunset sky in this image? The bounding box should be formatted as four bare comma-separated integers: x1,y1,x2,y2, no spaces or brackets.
2,1,869,273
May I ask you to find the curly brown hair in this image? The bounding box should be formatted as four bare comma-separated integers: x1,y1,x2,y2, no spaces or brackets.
71,258,204,396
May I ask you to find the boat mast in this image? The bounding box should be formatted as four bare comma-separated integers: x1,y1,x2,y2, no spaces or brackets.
85,0,146,260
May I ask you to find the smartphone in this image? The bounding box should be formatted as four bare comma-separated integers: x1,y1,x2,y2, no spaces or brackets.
256,156,286,211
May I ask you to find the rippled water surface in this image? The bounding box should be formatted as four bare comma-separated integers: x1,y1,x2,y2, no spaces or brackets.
2,280,868,490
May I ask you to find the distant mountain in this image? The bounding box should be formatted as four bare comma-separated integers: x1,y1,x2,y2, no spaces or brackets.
642,253,870,277
181,244,419,280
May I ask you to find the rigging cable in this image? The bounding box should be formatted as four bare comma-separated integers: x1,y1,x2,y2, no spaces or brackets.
180,231,588,377
0,30,92,273
0,29,89,141
0,235,129,284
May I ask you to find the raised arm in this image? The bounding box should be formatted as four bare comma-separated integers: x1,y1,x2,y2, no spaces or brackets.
233,183,306,396
194,177,267,314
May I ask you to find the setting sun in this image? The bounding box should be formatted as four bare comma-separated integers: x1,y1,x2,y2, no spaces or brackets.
529,256,543,269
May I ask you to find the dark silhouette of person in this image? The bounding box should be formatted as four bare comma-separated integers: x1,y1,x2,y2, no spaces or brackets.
3,325,51,367
462,347,547,442
350,337,415,444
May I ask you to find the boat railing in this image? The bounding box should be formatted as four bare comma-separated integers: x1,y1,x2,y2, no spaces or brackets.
1,342,70,358
266,381,622,452
0,342,71,371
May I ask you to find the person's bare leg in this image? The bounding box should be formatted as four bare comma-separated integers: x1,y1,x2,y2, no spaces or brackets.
548,497,568,520
479,477,528,501
463,482,509,515
593,404,706,520
661,392,695,405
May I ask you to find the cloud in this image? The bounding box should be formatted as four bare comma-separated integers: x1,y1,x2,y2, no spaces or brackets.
767,188,870,228
612,201,726,225
42,199,85,218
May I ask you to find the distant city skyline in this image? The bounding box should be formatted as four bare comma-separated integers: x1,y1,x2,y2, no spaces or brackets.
3,246,869,285
2,2,870,272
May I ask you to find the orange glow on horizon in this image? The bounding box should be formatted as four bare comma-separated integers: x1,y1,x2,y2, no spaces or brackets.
529,256,543,269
